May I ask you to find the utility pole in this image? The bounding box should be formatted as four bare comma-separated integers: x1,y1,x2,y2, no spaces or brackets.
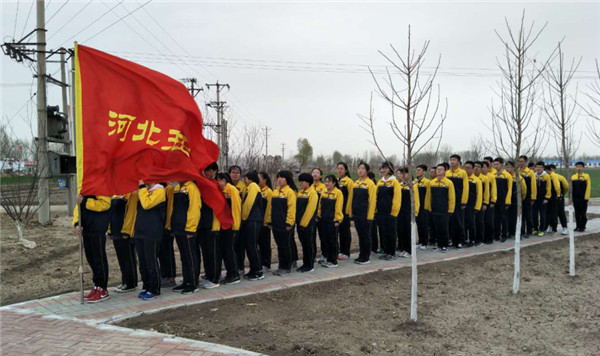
206,81,229,169
61,48,75,216
263,126,271,158
281,142,286,160
182,78,203,98
37,0,50,225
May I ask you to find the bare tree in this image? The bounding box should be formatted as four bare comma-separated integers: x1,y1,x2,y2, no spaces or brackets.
367,25,447,322
1,139,42,249
582,59,600,147
543,42,582,187
228,124,265,171
490,10,556,293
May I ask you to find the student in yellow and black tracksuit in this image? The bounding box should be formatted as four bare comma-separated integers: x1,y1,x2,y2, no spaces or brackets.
464,161,482,247
484,156,497,176
318,175,344,267
397,168,420,257
474,162,488,246
108,193,138,293
427,167,438,246
425,164,456,252
493,158,513,242
446,154,469,248
572,162,591,232
415,165,430,249
348,162,377,264
229,165,246,271
217,173,243,284
533,162,552,236
241,171,266,280
267,170,297,276
135,181,166,300
312,168,327,264
506,162,527,237
552,165,569,235
198,163,221,289
337,162,354,260
159,183,176,287
73,195,111,303
170,181,201,294
545,165,562,234
518,155,537,238
482,161,498,244
368,170,380,254
376,162,401,260
296,173,318,272
258,172,273,270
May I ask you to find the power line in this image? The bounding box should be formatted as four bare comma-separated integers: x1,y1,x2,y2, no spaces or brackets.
47,0,93,41
46,0,70,25
57,0,124,47
12,0,20,40
19,0,34,38
80,0,153,44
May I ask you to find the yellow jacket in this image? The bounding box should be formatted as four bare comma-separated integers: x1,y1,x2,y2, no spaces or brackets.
72,196,111,226
172,181,201,234
318,187,344,223
297,186,318,228
164,184,175,230
486,172,498,204
261,186,273,226
521,167,537,200
446,167,469,205
122,192,139,237
376,177,402,217
400,180,420,216
224,183,242,231
548,172,562,198
425,177,456,214
268,185,297,227
467,174,483,211
348,177,377,220
235,180,247,197
571,173,591,200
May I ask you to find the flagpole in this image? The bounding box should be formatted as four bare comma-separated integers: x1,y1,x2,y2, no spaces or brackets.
71,42,84,304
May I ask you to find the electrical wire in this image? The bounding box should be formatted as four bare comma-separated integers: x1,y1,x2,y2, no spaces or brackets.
80,0,152,44
47,0,93,41
57,0,124,47
46,0,70,26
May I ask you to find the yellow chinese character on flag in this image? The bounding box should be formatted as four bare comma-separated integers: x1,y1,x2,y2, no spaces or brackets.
108,111,135,142
161,129,191,157
132,120,161,146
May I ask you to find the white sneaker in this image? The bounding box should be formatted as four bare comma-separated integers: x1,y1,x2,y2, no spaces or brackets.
561,227,568,235
546,227,552,234
418,245,427,250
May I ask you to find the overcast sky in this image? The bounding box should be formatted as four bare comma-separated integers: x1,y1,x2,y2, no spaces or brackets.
2,1,599,161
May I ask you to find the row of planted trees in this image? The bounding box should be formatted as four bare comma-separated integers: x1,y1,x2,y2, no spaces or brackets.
363,11,600,321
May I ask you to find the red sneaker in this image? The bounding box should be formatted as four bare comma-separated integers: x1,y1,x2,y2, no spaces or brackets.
84,287,98,299
87,288,110,303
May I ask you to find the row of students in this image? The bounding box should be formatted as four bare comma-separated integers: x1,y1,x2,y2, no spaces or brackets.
73,158,592,302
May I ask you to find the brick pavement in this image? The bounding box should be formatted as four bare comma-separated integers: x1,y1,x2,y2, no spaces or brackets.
2,208,599,355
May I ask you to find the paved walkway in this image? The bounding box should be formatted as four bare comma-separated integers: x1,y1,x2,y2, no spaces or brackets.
2,207,599,355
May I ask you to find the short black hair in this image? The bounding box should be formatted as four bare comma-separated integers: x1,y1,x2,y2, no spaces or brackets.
481,161,490,168
450,154,461,162
298,173,313,184
483,156,493,162
367,171,375,180
417,164,428,171
506,161,515,167
549,164,557,170
381,161,395,171
442,162,450,170
216,172,232,184
575,161,585,167
205,162,219,171
535,161,545,167
397,167,409,174
474,161,483,168
337,162,349,177
528,162,534,168
493,157,504,164
244,170,259,184
324,174,339,188
464,160,475,168
228,165,242,174
436,163,447,170
519,155,528,161
544,165,552,171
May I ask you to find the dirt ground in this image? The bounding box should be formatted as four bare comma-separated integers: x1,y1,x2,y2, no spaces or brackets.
120,234,600,356
0,212,360,305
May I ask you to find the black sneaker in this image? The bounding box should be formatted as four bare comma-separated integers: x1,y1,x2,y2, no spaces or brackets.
300,266,315,273
181,285,198,294
272,269,291,276
247,272,265,281
354,258,370,265
221,275,241,285
172,284,187,292
501,237,507,243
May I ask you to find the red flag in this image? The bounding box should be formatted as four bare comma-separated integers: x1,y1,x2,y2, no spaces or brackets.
74,44,232,229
